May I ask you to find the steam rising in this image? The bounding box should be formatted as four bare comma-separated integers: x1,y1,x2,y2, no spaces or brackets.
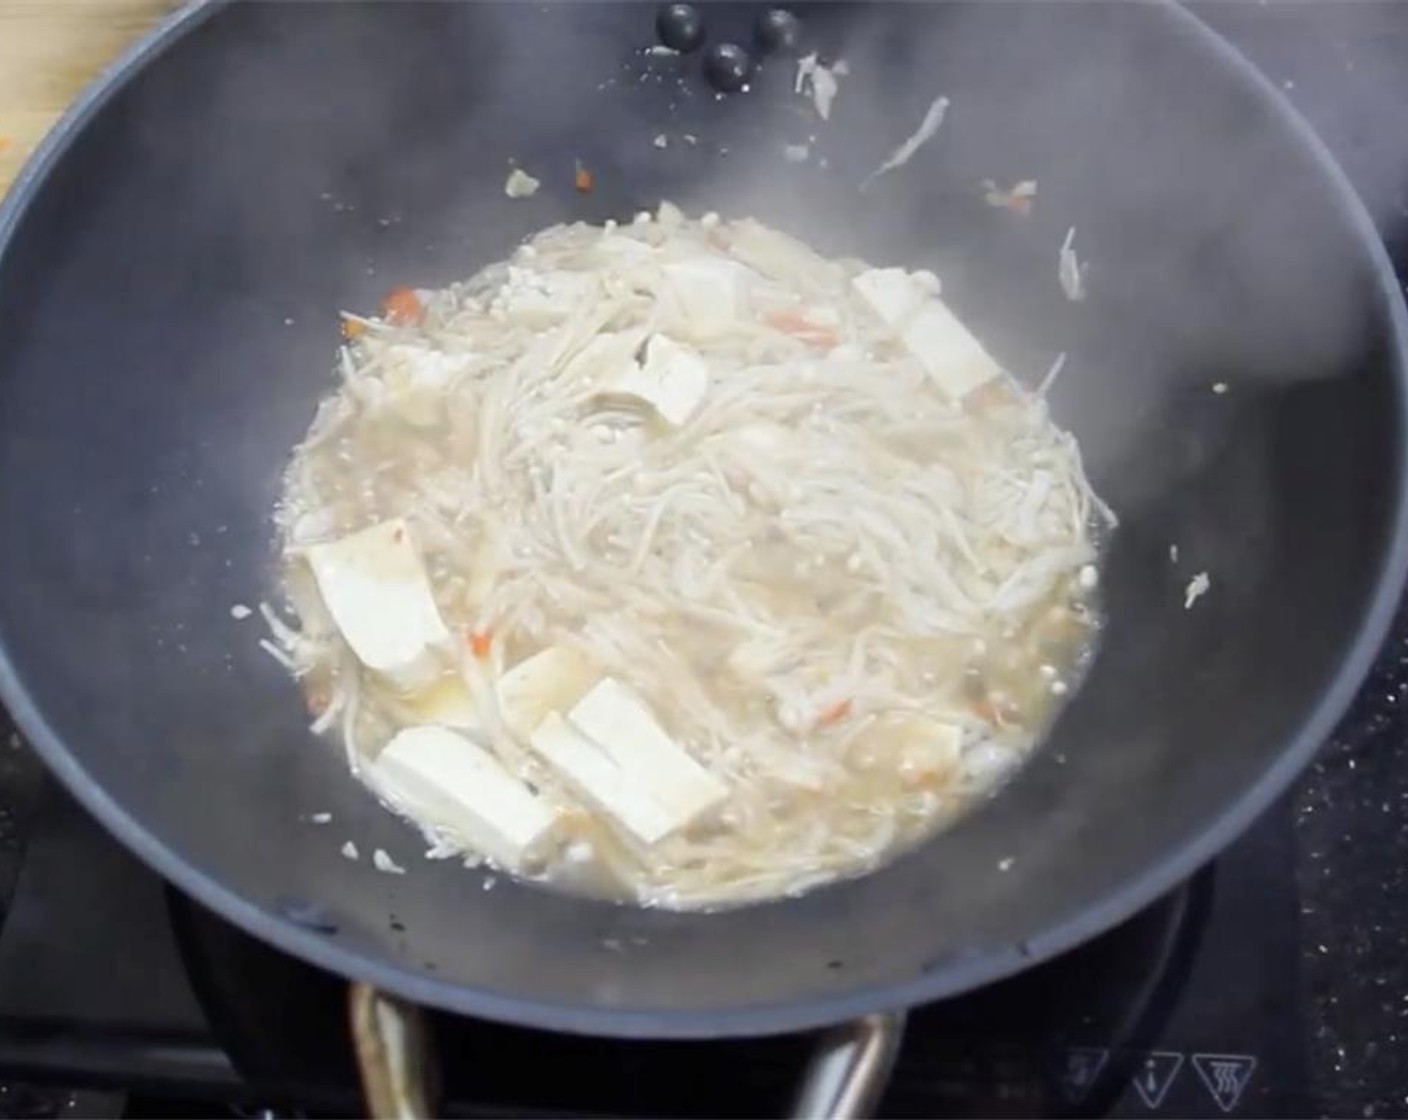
166,2,1404,547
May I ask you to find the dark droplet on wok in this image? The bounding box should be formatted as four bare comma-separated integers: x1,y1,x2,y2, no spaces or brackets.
754,8,802,56
656,3,705,54
703,42,753,94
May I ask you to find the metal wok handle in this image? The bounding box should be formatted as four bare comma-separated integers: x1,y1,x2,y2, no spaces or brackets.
349,983,906,1119
350,983,437,1119
790,1010,907,1119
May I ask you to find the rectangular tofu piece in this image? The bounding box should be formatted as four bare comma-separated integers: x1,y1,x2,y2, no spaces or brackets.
497,646,598,739
368,726,562,870
529,713,679,845
852,268,1000,398
609,334,709,426
851,267,927,328
566,677,727,828
900,301,1001,399
663,258,744,336
493,267,594,323
562,329,645,385
306,520,452,691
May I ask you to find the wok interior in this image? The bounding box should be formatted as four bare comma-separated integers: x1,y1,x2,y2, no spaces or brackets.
0,1,1398,1031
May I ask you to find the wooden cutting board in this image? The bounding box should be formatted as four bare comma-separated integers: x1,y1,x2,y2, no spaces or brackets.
0,1,174,197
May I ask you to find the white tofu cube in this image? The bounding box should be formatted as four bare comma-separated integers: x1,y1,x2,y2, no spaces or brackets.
900,301,1001,399
608,334,709,426
369,726,562,870
851,267,927,328
306,520,452,691
529,713,678,846
662,258,744,336
852,268,1001,398
562,330,645,386
497,646,598,739
566,677,727,828
503,167,540,198
494,268,594,323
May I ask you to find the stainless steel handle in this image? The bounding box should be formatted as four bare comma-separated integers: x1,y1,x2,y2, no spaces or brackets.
790,1011,907,1119
349,982,438,1120
349,984,904,1120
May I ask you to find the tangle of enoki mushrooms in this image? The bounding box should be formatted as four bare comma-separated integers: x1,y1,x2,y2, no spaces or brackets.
265,204,1112,908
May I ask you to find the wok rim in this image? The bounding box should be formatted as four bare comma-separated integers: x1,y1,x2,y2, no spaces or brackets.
0,0,1404,1040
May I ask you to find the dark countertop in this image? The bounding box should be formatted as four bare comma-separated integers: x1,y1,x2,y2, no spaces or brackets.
1297,614,1408,1120
1192,4,1408,1116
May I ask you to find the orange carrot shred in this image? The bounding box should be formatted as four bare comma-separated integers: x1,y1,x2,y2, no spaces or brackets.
966,380,1013,412
765,309,839,349
340,315,367,341
982,180,1037,216
468,629,492,659
970,696,1002,725
574,161,594,193
765,309,807,331
381,286,424,326
818,698,852,726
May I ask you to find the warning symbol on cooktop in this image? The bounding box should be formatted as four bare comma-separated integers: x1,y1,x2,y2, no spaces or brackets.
1192,1053,1257,1112
1130,1050,1184,1108
1055,1047,1109,1103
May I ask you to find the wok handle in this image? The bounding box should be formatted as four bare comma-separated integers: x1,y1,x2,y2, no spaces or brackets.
789,1010,907,1119
349,982,438,1119
349,983,905,1119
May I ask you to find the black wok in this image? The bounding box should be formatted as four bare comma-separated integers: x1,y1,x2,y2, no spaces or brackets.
0,0,1403,1075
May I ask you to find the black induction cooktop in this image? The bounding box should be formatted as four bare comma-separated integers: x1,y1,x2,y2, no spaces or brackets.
0,776,1307,1119
3,3,1408,1118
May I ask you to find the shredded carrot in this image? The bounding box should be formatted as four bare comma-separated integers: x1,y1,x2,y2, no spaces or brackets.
574,161,594,193
381,286,424,326
340,314,367,341
468,629,493,659
818,698,852,726
765,309,839,349
969,696,1004,725
765,309,809,332
988,191,1034,216
981,180,1037,216
966,380,1015,412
